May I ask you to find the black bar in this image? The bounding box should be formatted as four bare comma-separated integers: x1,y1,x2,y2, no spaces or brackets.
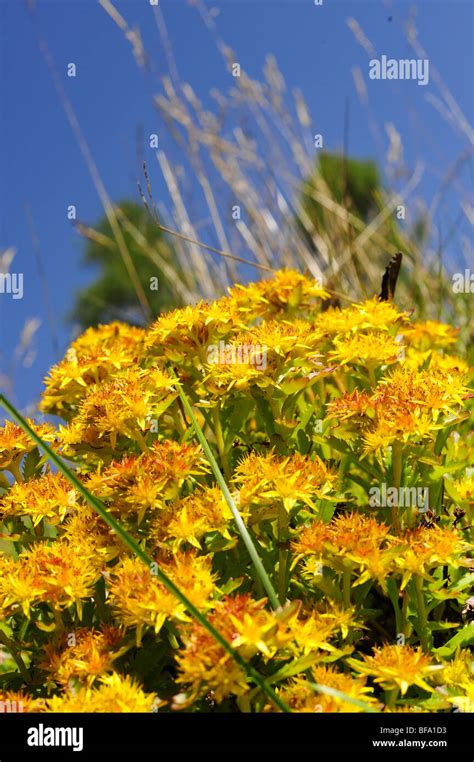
0,712,471,758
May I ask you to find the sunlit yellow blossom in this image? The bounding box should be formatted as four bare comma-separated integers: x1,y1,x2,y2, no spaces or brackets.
452,475,474,506
314,297,407,335
58,367,178,452
329,331,402,366
145,297,243,363
0,542,101,619
347,644,442,695
401,320,458,351
433,649,473,692
293,513,394,587
108,552,216,638
235,450,337,518
203,320,327,396
0,419,55,473
45,672,158,713
288,604,360,655
176,594,289,704
268,668,376,712
40,626,125,687
389,525,470,588
228,269,328,320
329,364,469,454
87,440,208,522
0,472,79,526
108,557,183,637
40,322,146,416
405,348,470,377
149,487,232,550
62,507,124,562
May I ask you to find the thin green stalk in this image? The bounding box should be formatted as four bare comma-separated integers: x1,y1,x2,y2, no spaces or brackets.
212,404,231,482
384,687,399,709
343,570,351,607
367,363,377,388
414,575,429,650
0,629,32,685
391,439,402,531
277,505,289,605
0,394,289,712
168,370,280,610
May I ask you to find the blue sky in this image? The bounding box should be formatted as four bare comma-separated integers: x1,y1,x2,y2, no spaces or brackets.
0,0,473,413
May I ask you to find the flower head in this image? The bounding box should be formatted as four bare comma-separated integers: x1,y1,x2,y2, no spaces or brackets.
45,672,158,713
347,644,441,695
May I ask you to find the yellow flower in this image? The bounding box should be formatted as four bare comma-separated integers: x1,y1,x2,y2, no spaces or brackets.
0,690,45,712
453,475,474,505
145,297,243,364
405,348,470,376
0,420,55,473
149,486,232,550
0,472,79,526
228,269,328,320
62,507,124,562
108,551,216,638
288,604,361,655
58,367,178,453
329,331,402,366
0,542,101,619
433,649,473,692
347,644,442,695
235,450,337,518
202,320,325,396
314,297,407,335
41,322,146,416
87,440,208,522
293,513,394,587
269,667,376,712
175,594,288,704
45,672,158,712
329,364,469,455
401,321,459,351
108,556,183,637
389,525,470,588
40,626,125,687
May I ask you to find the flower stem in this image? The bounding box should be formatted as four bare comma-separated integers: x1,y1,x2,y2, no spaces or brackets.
343,570,351,607
414,576,429,650
167,371,280,610
212,405,231,482
391,439,402,532
277,504,289,605
0,630,32,685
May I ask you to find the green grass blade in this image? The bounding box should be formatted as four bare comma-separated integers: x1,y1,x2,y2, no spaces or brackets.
0,394,290,713
169,367,280,610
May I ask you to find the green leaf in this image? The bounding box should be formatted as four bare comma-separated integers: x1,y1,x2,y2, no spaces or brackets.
22,447,41,481
433,623,474,657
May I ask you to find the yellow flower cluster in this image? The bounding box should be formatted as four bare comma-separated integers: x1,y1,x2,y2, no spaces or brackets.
0,269,471,713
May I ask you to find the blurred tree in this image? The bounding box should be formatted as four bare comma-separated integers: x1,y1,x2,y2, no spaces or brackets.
297,152,423,306
70,200,184,329
299,152,409,253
